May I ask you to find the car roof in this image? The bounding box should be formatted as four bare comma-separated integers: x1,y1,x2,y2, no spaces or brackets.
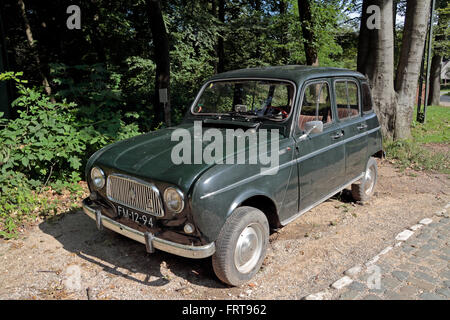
208,65,366,84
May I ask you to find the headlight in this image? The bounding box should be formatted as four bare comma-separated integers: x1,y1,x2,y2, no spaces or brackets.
164,187,184,213
90,167,106,189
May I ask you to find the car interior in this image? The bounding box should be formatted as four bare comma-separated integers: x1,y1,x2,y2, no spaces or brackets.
298,82,332,131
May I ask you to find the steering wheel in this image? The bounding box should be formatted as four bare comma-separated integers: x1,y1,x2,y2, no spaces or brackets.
264,106,288,118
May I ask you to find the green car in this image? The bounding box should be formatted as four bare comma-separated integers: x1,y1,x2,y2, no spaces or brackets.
82,66,383,286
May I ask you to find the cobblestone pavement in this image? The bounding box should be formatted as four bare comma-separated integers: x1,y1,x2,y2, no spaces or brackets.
334,213,450,300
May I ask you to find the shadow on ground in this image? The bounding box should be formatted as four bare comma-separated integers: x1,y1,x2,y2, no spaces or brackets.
39,209,227,289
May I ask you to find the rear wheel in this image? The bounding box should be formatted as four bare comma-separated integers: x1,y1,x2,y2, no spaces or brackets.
212,206,269,286
351,157,378,202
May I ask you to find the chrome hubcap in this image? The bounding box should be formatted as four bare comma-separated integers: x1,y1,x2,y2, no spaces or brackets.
234,223,263,274
364,165,375,195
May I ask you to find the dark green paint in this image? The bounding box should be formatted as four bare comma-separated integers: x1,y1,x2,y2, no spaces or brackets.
85,66,382,244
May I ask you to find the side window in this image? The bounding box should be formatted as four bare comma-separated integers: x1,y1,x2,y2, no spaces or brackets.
347,82,359,116
362,83,373,113
335,82,348,107
334,80,360,121
298,82,333,131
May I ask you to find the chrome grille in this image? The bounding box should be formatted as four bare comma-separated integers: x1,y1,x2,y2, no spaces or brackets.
106,174,164,217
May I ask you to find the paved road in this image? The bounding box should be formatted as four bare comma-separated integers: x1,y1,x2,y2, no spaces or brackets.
441,94,450,107
335,214,450,300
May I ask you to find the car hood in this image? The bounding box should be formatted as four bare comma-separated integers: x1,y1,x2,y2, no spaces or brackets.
91,124,212,192
91,122,281,193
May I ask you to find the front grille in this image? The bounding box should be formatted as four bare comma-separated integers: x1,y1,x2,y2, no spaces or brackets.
106,174,164,217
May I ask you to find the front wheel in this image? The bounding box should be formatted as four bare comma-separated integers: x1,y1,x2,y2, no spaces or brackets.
351,157,378,202
212,206,269,286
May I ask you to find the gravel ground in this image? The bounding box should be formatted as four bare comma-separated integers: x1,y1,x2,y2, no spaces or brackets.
0,160,448,300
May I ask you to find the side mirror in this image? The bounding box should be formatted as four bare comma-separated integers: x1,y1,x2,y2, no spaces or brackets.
299,121,323,141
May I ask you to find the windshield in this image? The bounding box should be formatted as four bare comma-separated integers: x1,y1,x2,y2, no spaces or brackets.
191,79,295,121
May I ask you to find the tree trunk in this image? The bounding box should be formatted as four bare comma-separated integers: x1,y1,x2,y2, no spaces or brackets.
17,0,54,102
298,0,319,66
394,0,431,139
147,0,171,126
217,0,225,73
279,0,289,64
427,0,446,107
393,0,398,58
211,0,218,73
358,0,397,139
428,54,442,106
89,0,107,63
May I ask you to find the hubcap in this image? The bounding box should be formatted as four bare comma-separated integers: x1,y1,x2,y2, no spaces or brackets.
234,223,264,274
364,165,375,195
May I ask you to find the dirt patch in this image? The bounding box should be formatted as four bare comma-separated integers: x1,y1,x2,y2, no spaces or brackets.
423,142,450,155
0,160,448,300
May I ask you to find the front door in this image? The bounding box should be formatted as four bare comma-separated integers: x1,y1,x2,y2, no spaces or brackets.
294,79,346,213
333,78,368,180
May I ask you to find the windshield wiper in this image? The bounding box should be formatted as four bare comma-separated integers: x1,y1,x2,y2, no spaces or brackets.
220,112,252,122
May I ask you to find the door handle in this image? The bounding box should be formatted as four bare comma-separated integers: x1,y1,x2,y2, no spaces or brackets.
332,131,344,140
357,124,368,130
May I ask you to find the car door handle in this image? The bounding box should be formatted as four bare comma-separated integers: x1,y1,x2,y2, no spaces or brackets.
357,124,368,130
331,131,344,140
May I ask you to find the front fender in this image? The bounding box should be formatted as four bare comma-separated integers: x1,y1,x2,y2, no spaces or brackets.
191,182,277,243
189,161,293,242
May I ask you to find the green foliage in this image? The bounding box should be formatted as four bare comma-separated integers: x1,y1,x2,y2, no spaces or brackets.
434,1,450,57
290,0,344,66
50,63,144,139
385,106,450,174
385,139,449,174
0,71,142,238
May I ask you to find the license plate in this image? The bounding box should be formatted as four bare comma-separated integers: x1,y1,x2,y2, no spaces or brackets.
117,205,154,228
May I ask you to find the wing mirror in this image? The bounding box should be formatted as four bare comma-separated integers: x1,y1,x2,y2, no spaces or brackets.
299,121,323,141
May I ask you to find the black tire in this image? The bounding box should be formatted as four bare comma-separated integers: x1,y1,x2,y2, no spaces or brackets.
212,206,269,286
351,157,378,202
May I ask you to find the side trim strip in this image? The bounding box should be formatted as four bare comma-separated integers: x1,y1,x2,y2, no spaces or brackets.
200,126,380,199
280,173,364,226
296,126,380,163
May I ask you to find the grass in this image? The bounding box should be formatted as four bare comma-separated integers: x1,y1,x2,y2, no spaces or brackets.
384,105,450,174
411,105,450,143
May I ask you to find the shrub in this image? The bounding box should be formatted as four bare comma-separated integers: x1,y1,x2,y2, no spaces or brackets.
0,71,143,238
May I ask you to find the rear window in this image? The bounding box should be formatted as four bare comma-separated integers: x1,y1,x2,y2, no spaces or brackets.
362,83,374,113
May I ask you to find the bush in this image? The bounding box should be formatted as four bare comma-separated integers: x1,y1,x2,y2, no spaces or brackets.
0,71,143,238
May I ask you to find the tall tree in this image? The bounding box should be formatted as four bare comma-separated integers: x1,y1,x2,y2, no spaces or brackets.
358,0,397,137
358,0,431,139
278,0,289,63
17,0,54,101
428,0,449,106
217,0,225,73
394,0,431,139
298,0,318,66
147,0,171,126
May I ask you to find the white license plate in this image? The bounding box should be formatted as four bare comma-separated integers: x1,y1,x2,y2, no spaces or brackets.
117,205,154,228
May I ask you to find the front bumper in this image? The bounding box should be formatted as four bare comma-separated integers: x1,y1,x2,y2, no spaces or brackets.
82,198,215,259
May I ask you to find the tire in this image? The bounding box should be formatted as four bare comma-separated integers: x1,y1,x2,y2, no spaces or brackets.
351,157,378,202
212,206,269,286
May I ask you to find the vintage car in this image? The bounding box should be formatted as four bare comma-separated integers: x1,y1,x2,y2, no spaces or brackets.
82,66,383,286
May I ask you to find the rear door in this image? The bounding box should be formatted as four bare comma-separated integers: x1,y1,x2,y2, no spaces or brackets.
294,79,346,213
332,78,367,181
